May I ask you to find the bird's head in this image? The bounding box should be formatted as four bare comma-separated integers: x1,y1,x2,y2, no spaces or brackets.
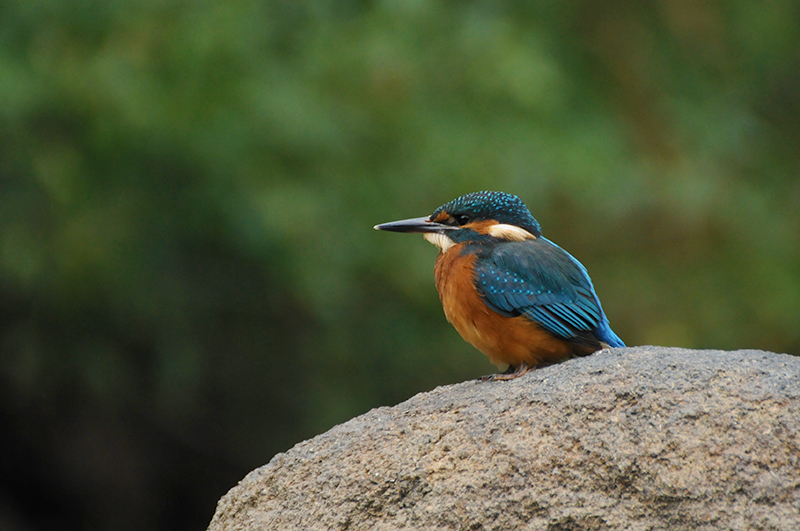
374,191,542,252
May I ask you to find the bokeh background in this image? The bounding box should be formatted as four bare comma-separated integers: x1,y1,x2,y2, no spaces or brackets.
2,1,799,530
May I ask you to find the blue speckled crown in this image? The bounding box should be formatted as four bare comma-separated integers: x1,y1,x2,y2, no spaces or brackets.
431,191,542,236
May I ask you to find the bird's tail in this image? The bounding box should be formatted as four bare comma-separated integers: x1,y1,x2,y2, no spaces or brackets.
596,321,625,348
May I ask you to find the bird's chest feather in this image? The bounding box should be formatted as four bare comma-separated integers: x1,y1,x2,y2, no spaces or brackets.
434,246,483,331
433,246,508,364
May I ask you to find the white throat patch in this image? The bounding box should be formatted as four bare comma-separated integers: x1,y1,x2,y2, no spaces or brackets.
423,232,456,253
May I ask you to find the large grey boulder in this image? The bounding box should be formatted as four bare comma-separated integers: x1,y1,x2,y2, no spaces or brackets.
207,347,800,530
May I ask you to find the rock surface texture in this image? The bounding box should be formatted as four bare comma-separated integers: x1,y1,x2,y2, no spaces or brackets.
207,347,800,531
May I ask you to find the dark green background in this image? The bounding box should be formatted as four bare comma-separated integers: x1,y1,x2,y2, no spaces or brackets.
2,1,798,530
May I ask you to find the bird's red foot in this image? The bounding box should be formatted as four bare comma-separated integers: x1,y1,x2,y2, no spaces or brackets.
479,362,532,382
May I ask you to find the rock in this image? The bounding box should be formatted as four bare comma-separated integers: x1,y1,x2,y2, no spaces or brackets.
207,347,800,531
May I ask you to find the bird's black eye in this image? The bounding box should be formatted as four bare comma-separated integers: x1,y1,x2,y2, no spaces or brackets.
454,214,470,226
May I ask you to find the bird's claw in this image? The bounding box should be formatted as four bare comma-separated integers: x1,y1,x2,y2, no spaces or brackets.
478,363,532,382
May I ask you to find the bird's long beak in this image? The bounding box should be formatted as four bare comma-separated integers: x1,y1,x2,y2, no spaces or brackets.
373,216,452,234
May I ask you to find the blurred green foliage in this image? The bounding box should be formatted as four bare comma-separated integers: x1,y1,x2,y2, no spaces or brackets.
1,1,798,530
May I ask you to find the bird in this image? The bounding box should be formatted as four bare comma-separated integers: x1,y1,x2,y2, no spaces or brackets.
374,190,625,381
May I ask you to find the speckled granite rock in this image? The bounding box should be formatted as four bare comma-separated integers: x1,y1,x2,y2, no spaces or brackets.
207,347,800,531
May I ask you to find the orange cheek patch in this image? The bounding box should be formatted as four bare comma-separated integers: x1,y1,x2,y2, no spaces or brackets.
462,220,499,234
463,220,535,241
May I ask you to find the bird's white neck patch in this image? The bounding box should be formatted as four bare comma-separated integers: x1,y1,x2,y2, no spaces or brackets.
487,223,536,241
423,232,456,253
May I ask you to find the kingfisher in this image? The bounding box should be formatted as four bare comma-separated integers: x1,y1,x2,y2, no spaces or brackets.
374,191,625,380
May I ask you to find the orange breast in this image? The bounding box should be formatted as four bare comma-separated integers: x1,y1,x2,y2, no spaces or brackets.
434,245,590,368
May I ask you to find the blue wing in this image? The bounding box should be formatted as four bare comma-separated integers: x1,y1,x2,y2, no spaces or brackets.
474,238,624,347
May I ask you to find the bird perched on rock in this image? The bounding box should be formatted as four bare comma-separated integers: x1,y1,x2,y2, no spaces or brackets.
374,191,625,380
